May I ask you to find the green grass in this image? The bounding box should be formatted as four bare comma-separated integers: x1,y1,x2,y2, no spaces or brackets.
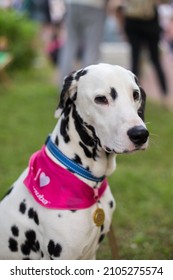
0,64,57,190
0,63,173,260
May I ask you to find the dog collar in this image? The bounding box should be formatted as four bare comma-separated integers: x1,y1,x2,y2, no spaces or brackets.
23,147,108,210
45,135,105,183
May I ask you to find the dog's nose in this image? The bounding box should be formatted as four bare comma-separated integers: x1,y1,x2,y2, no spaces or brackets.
127,125,149,146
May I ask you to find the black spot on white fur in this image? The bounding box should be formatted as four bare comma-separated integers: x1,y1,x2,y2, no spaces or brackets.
58,97,75,143
48,240,62,258
55,135,59,146
21,230,40,256
28,208,39,225
110,87,117,100
58,73,74,110
72,104,99,160
75,69,88,81
86,166,91,172
19,200,27,214
60,117,70,143
79,142,93,158
72,105,93,146
73,154,82,165
58,69,87,114
9,238,18,252
138,87,146,121
109,201,114,208
11,225,19,237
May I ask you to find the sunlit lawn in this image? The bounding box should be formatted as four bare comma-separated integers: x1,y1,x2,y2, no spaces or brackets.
0,63,173,259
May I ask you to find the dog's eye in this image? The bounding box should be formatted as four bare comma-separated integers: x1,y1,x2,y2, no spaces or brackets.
133,90,140,101
94,95,108,105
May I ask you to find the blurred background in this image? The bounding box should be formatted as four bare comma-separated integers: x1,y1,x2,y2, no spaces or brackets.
0,0,173,259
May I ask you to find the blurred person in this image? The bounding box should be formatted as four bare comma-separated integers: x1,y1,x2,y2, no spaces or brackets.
160,3,173,53
12,0,24,10
23,0,66,61
158,2,173,29
116,0,170,106
59,0,112,84
23,0,50,23
46,0,66,65
23,0,52,53
0,0,24,10
0,0,12,8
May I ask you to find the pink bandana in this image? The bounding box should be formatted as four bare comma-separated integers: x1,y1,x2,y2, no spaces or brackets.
23,147,108,210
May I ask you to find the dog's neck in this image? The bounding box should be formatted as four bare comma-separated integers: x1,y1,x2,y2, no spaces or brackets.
48,103,116,187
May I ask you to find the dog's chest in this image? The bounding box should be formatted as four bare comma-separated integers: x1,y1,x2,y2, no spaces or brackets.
0,173,115,259
37,185,115,259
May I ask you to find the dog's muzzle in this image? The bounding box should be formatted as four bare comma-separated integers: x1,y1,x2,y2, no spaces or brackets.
127,125,149,147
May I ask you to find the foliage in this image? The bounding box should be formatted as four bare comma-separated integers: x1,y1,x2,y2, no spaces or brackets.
0,65,173,259
0,9,38,69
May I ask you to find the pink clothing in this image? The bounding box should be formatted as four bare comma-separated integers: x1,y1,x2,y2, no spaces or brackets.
24,147,108,210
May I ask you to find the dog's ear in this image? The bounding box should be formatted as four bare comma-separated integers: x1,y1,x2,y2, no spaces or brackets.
55,68,88,118
138,86,146,121
55,71,77,118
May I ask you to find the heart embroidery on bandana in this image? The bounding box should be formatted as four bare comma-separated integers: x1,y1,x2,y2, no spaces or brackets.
39,172,50,187
24,147,108,209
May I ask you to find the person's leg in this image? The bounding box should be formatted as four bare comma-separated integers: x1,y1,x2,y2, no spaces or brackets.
82,6,106,67
59,4,80,84
147,35,167,94
124,19,142,77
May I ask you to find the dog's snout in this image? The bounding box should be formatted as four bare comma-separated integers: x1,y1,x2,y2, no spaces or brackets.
127,126,149,146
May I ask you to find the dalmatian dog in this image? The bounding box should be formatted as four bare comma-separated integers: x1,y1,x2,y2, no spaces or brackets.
0,63,149,259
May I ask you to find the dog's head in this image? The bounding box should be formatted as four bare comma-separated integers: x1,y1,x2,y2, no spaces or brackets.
55,63,149,154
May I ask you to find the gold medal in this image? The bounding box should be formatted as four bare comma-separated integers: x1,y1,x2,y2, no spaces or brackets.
93,208,105,227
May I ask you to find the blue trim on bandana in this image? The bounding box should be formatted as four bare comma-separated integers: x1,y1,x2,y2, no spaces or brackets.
45,136,105,183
